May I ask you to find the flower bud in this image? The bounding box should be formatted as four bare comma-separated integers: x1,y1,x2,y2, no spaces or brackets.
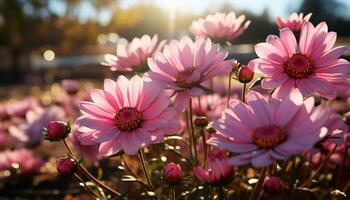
194,116,209,127
45,121,71,141
56,156,77,176
163,162,183,185
62,79,79,95
263,176,284,194
237,65,254,83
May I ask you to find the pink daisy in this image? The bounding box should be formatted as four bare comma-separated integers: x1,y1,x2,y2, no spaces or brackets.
76,75,181,155
207,91,327,167
275,12,312,32
144,36,232,110
193,149,234,186
189,12,250,42
253,21,350,99
102,35,165,72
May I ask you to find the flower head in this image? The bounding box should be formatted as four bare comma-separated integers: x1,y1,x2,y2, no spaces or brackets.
145,36,232,110
275,12,312,32
163,162,183,185
193,149,234,186
77,75,181,155
190,12,250,42
237,64,254,83
102,35,165,72
208,91,327,167
44,121,71,141
56,156,77,176
253,21,350,99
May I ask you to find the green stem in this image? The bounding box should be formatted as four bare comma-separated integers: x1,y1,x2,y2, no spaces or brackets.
171,187,176,200
227,70,233,108
138,149,155,191
185,111,194,161
201,127,208,168
248,167,267,200
242,83,247,103
189,98,198,166
74,173,104,200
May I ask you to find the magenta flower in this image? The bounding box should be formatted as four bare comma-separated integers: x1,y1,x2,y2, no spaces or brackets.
0,148,45,175
102,35,165,72
193,149,234,186
190,12,250,42
253,21,350,99
163,162,183,185
144,36,232,110
76,75,181,155
275,12,312,32
208,91,327,167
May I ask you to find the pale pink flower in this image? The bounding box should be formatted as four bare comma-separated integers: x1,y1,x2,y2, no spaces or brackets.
6,98,38,118
190,12,250,42
102,35,165,72
208,91,327,167
193,149,234,186
144,36,232,110
253,21,350,99
275,13,312,32
0,148,45,175
191,94,226,121
76,75,181,155
9,106,66,145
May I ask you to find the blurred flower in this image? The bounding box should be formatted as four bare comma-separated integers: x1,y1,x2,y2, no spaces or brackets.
71,124,100,164
6,98,39,118
9,106,66,146
191,94,226,120
275,12,312,32
56,156,77,176
263,176,285,194
144,36,232,110
189,12,250,43
163,162,183,185
62,79,80,95
44,121,71,141
0,148,45,175
252,21,350,100
208,91,326,167
76,75,181,155
193,149,234,186
237,64,254,83
102,35,165,72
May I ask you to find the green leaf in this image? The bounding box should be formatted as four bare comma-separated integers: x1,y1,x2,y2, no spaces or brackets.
248,77,263,90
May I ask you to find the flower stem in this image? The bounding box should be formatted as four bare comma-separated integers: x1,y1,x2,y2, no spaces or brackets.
62,139,121,197
248,167,267,200
201,127,208,168
74,173,104,199
120,155,148,187
138,149,155,191
227,71,233,108
300,145,337,188
219,186,225,200
336,142,348,188
189,98,198,166
171,187,176,200
242,83,247,103
185,111,194,161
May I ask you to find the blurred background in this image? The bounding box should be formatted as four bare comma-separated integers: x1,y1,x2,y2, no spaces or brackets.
1,0,350,99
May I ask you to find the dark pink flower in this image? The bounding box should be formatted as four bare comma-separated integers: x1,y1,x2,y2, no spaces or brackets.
264,176,285,194
237,64,254,83
56,156,77,176
163,162,183,184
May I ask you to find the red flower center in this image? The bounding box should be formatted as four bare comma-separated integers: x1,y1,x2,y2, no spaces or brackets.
253,125,288,149
114,107,142,131
284,53,314,79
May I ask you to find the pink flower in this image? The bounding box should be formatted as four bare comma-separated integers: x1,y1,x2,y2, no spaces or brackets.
275,13,312,32
144,36,232,110
191,94,226,121
193,149,234,186
0,148,45,175
71,124,100,164
76,75,181,155
208,91,327,167
6,98,38,118
163,162,183,184
102,35,165,72
190,12,250,42
253,21,350,99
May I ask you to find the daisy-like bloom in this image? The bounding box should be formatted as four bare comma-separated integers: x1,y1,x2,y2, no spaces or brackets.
253,21,350,100
76,75,181,155
208,91,327,167
102,35,165,72
144,36,232,110
193,149,234,186
189,12,250,43
275,12,312,32
0,148,45,176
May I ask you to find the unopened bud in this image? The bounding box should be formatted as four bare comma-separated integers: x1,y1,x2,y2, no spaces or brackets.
163,162,183,185
263,176,284,195
45,121,71,141
194,116,209,127
237,65,254,83
56,156,77,176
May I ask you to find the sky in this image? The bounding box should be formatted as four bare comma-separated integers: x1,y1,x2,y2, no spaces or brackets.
48,0,350,25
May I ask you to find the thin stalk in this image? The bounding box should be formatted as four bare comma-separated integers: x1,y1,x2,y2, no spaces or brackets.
185,111,194,161
138,149,155,191
336,142,348,188
171,187,176,200
62,139,121,197
227,71,234,108
242,83,247,103
300,145,337,187
120,155,147,187
189,98,198,165
197,96,202,114
201,127,208,168
248,167,267,200
219,186,225,200
74,174,103,200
